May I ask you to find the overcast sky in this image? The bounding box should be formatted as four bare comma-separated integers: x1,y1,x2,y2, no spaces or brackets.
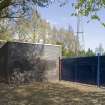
38,0,105,51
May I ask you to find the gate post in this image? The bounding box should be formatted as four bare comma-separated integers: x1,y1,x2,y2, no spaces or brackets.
59,57,61,80
97,53,100,87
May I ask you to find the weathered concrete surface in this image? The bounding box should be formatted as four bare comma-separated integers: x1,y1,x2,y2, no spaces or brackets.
0,41,61,83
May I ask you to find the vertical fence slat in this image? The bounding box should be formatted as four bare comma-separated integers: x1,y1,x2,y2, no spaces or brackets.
97,53,100,87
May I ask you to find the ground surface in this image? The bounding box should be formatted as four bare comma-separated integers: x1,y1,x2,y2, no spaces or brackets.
0,81,105,105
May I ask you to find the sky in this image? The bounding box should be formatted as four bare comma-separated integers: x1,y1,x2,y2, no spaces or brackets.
38,0,105,51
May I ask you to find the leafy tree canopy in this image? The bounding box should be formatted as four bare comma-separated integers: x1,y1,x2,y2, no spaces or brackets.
0,0,52,18
73,0,105,27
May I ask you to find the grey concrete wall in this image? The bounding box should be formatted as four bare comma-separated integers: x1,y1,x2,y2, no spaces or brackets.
0,42,8,82
40,44,62,81
0,41,61,83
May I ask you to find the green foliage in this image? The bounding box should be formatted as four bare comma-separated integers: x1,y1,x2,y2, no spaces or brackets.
0,34,12,41
52,42,104,58
85,48,95,56
78,50,86,57
56,41,77,57
73,0,105,27
102,23,105,27
91,15,100,21
0,0,52,40
15,12,77,53
63,50,76,57
0,19,13,41
60,47,96,58
15,10,41,42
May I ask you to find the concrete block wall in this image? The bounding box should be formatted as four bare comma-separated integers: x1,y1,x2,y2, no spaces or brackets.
0,41,61,83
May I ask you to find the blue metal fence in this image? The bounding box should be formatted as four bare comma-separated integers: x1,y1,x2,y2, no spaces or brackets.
61,56,105,87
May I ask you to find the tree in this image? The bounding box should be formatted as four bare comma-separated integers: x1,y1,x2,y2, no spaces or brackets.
15,10,41,42
52,26,79,53
15,10,52,43
78,50,86,57
73,0,105,27
85,48,95,56
0,0,51,18
0,0,52,41
0,19,13,40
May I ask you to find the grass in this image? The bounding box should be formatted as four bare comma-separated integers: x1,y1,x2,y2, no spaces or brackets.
0,81,105,105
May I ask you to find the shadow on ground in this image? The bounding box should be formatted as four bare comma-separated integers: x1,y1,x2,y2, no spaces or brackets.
0,82,105,105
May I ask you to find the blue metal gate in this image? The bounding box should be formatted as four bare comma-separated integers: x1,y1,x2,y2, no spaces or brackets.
61,56,105,87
